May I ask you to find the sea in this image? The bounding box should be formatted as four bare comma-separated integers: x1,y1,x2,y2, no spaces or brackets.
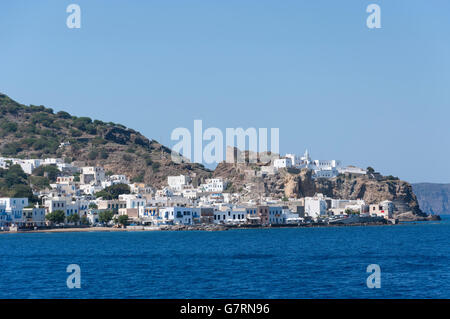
1,216,449,299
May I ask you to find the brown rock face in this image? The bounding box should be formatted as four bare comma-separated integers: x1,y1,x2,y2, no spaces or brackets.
215,162,427,219
292,171,425,217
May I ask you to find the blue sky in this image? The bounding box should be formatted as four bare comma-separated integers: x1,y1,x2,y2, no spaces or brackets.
1,1,449,183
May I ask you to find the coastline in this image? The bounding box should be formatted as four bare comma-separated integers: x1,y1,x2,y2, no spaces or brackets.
2,215,444,235
0,221,405,234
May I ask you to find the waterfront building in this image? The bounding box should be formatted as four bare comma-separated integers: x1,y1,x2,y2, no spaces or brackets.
304,194,328,219
213,207,247,224
96,199,126,213
119,194,146,209
118,208,139,221
257,205,270,225
369,201,394,219
158,206,201,225
21,207,46,227
0,198,29,227
269,206,284,224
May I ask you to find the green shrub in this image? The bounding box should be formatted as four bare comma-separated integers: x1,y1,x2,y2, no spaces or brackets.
88,150,99,160
151,162,160,172
0,121,18,133
2,142,22,156
122,154,133,162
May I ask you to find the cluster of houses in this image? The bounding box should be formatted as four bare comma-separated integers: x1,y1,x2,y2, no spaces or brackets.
272,150,367,178
0,155,395,230
0,157,77,174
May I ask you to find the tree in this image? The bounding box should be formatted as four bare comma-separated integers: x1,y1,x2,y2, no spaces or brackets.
46,210,66,224
67,213,80,224
118,215,129,227
98,210,114,225
95,184,130,200
32,165,61,182
367,167,375,173
29,176,50,190
0,165,37,203
80,215,90,225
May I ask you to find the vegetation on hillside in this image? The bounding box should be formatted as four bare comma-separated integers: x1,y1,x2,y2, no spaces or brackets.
95,183,130,200
0,93,210,187
0,165,36,202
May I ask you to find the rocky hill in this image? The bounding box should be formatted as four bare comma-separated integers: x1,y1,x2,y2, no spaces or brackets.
214,161,434,220
412,183,450,215
0,93,436,220
0,93,211,187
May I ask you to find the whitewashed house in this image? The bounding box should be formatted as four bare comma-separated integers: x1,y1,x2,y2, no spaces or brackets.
158,206,201,225
213,208,247,225
273,158,292,169
201,178,228,192
304,194,328,219
167,175,191,191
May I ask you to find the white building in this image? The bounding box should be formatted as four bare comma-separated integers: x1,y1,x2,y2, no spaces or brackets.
158,206,201,225
21,207,46,227
201,178,228,193
80,166,105,185
0,157,69,175
167,175,191,191
50,182,78,196
273,158,292,169
337,166,367,175
182,188,199,200
282,150,366,179
304,194,328,219
369,201,394,219
44,197,89,217
213,207,247,224
269,206,284,224
79,184,103,195
130,183,153,194
285,154,302,167
109,175,129,185
0,197,29,226
119,194,146,209
314,169,339,179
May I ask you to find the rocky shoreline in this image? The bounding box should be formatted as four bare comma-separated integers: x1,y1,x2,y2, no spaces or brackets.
3,217,441,234
1,213,442,234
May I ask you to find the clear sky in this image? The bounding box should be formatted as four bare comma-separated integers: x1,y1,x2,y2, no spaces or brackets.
1,1,449,183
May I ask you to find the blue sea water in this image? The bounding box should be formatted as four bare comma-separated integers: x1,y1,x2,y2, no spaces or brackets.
1,216,449,299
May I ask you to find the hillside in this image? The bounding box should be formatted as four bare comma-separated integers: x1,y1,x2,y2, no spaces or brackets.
0,93,436,220
0,93,211,187
412,183,450,215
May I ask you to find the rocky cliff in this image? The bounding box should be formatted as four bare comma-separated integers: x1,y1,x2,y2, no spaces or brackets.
412,183,450,215
214,162,434,220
